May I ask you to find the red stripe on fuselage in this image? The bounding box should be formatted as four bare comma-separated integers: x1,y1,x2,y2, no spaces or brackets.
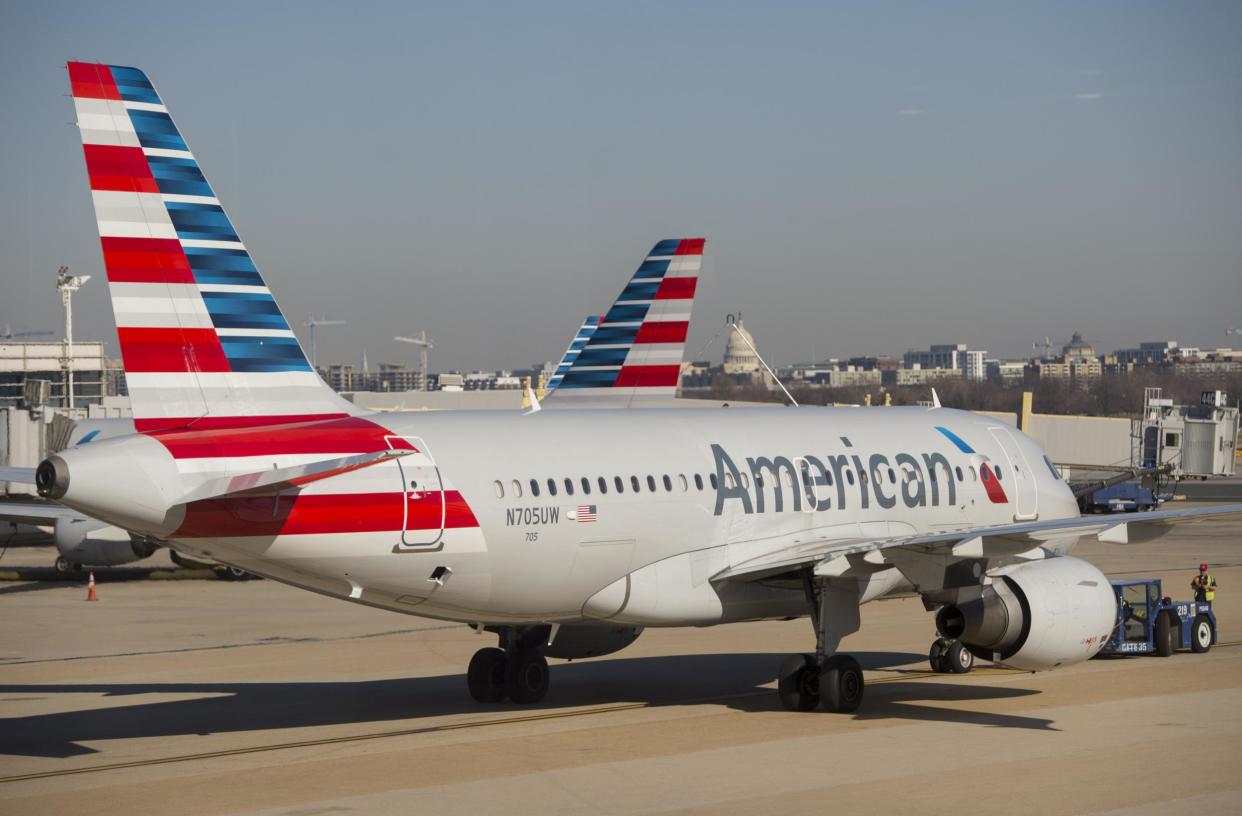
171,490,478,538
653,277,697,300
633,321,689,344
82,144,158,193
614,364,681,387
148,415,413,458
117,327,230,373
68,62,120,101
101,237,195,284
133,413,351,433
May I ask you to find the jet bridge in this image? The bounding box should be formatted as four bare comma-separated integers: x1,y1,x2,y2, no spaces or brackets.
1135,388,1239,480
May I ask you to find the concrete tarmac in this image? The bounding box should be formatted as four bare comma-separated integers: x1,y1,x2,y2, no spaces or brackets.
0,510,1239,815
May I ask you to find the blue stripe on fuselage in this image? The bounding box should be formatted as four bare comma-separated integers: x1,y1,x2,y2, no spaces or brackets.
935,425,974,453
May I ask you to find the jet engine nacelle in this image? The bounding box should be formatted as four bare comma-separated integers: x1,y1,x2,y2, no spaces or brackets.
934,556,1115,671
545,625,643,660
37,434,184,535
54,516,158,567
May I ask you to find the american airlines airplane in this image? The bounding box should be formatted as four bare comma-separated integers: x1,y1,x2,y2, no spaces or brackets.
30,62,1240,713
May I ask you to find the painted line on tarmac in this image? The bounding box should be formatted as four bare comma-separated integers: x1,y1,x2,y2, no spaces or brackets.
2,643,1236,785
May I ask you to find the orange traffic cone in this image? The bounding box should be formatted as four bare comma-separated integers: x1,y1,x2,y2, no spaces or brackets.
86,572,98,602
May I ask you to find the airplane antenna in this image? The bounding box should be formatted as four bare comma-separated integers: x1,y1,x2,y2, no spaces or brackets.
726,318,798,407
394,331,435,391
303,317,345,369
524,384,542,415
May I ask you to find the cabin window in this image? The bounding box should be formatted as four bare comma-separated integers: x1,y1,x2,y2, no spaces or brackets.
615,476,625,493
493,480,504,498
981,468,991,482
994,466,1003,481
511,479,523,498
663,474,673,492
969,466,977,481
598,476,608,494
724,473,734,489
740,472,750,489
547,478,558,496
954,466,964,482
581,477,591,495
647,475,657,492
845,469,854,486
710,473,719,489
564,478,574,495
530,479,540,497
825,470,834,486
754,473,764,488
888,468,896,484
694,473,703,490
631,475,641,492
679,474,689,491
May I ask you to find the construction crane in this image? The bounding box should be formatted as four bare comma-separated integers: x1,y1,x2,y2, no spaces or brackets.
1032,336,1053,359
394,331,434,391
56,265,91,410
302,317,345,369
1,324,55,340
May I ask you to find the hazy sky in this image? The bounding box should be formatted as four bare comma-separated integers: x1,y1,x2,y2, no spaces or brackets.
2,1,1240,371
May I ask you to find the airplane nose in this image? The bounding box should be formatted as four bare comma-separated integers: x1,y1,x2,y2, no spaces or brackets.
36,455,69,499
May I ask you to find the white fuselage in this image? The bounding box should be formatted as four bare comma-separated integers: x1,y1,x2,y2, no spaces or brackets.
160,406,1080,626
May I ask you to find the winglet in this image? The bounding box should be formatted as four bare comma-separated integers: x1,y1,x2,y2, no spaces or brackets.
930,388,942,409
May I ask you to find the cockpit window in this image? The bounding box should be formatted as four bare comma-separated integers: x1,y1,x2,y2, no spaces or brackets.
1043,455,1062,480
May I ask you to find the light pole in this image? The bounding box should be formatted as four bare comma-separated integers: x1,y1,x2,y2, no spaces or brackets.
56,266,91,410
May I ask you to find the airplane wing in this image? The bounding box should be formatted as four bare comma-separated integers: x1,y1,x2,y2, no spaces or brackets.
0,500,83,526
714,503,1242,584
0,466,36,484
542,238,703,407
178,448,411,504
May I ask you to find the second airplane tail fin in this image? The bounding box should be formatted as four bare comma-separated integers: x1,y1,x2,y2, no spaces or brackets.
68,62,355,432
543,238,703,407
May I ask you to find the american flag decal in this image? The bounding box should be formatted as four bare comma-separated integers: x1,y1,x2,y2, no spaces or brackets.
576,505,598,523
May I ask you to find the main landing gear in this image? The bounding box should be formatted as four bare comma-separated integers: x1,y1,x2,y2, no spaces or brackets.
779,573,866,713
466,627,551,705
928,637,974,673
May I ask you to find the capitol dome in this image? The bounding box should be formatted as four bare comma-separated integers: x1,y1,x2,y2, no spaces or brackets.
723,315,761,375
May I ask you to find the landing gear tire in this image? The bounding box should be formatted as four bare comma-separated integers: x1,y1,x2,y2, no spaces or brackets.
54,556,75,574
218,566,251,581
945,640,974,674
819,655,864,714
1191,615,1213,653
504,649,550,704
1154,612,1175,657
929,639,948,673
778,653,820,712
467,647,508,703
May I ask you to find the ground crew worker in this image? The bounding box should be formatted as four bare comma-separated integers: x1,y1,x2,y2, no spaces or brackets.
1191,563,1217,603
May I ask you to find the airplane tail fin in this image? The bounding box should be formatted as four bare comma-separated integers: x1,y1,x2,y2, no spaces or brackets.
67,62,354,431
544,315,601,393
542,238,703,406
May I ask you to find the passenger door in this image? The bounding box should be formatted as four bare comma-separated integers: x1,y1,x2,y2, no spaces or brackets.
988,427,1038,521
387,435,445,547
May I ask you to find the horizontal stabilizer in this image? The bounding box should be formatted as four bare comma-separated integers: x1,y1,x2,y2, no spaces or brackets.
0,501,83,526
179,448,411,504
0,466,36,484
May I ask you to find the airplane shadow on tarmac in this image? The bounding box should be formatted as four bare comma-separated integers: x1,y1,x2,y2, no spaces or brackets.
0,650,1052,759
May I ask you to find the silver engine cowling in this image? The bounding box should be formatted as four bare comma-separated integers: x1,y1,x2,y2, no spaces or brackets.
935,556,1116,670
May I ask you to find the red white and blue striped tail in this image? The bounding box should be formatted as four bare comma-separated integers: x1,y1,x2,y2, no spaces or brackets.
542,238,703,406
544,315,601,393
67,62,355,432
